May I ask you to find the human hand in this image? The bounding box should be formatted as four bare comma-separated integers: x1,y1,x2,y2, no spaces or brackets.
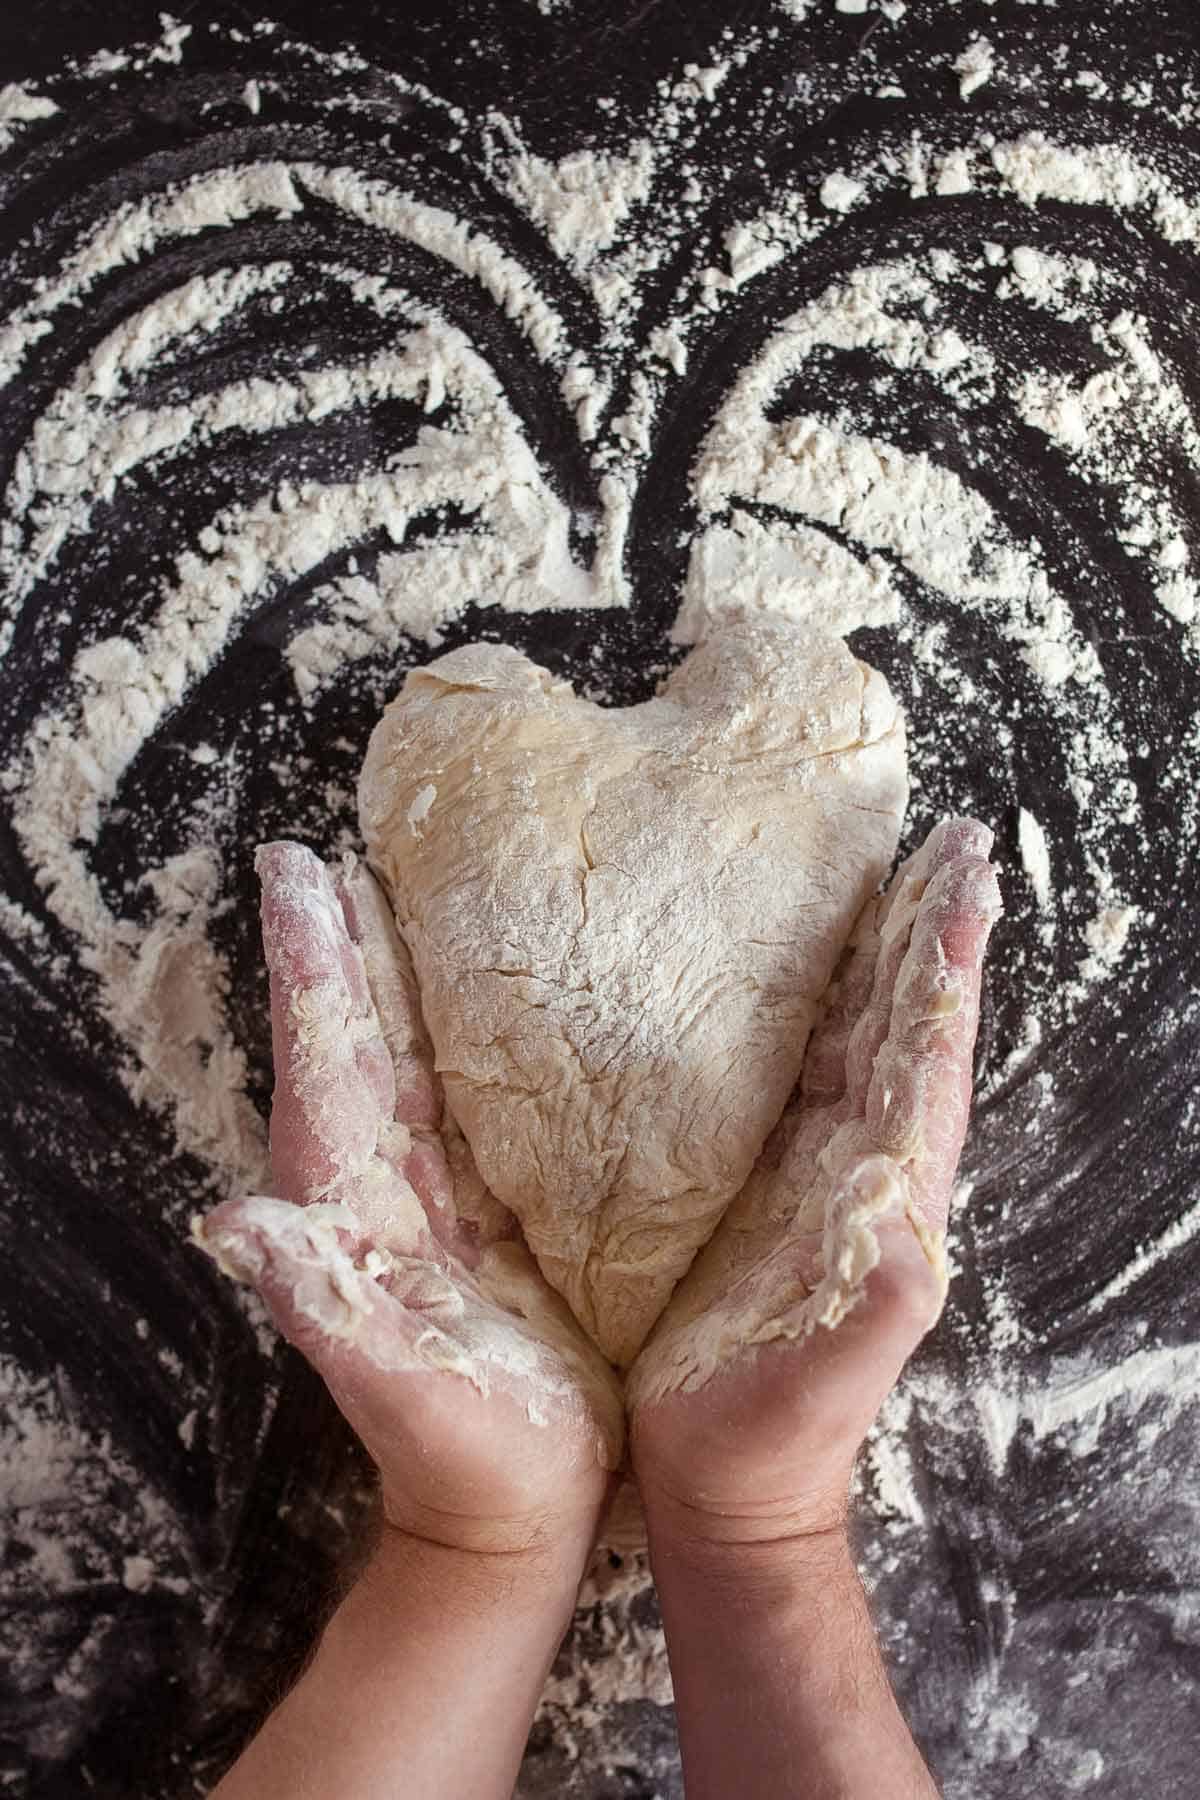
628,818,1001,1548
195,843,623,1564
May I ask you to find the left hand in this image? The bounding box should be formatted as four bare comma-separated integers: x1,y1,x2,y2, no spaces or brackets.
196,843,623,1563
628,818,1002,1547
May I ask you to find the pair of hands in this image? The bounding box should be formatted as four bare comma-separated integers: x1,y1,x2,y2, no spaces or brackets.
199,818,999,1574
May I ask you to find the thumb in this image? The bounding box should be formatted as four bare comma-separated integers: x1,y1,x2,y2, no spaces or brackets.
779,1162,946,1473
192,1194,411,1379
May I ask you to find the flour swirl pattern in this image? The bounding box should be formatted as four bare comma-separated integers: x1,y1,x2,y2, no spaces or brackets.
1,6,1199,1793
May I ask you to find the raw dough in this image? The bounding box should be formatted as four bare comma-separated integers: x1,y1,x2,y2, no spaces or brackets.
358,617,907,1366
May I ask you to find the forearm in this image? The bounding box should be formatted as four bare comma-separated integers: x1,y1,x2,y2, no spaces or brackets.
646,1511,938,1800
212,1524,589,1800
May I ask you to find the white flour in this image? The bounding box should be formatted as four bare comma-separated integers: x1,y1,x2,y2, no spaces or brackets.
954,37,996,102
1,11,1198,1786
0,81,59,154
0,1357,195,1706
6,203,1150,1183
1017,809,1052,915
500,136,657,273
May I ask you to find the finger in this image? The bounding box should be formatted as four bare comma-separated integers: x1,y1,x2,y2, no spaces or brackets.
762,1212,946,1483
865,855,1003,1230
335,857,522,1262
332,857,466,1246
198,1194,463,1366
629,1169,943,1516
844,817,994,1111
257,841,397,1208
800,897,883,1108
877,816,995,931
193,1195,622,1487
260,844,473,1264
333,857,440,1132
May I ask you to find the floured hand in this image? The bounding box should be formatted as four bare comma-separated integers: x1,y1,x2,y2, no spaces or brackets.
195,843,623,1559
628,819,1001,1546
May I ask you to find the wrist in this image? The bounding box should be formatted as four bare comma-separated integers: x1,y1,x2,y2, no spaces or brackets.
364,1513,596,1616
642,1498,853,1604
379,1467,611,1563
214,1496,600,1800
647,1520,937,1800
634,1458,850,1554
301,1520,592,1713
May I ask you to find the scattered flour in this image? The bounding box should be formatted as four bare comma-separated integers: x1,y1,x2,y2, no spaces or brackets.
954,37,996,102
0,81,59,153
2,133,1165,1218
820,169,866,213
990,134,1200,250
861,1337,1200,1530
1014,308,1200,627
1079,901,1140,985
1,14,1198,1782
538,1552,674,1730
0,1357,194,1636
1,11,1187,1372
1018,808,1053,912
1086,1193,1200,1313
501,137,656,272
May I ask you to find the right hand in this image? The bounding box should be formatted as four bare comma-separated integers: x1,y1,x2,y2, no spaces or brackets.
628,819,1001,1548
195,843,623,1561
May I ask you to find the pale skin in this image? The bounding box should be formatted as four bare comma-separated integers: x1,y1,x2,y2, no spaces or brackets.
201,820,1000,1800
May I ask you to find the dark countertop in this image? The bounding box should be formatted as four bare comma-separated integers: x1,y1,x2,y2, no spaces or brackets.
1,3,1198,1795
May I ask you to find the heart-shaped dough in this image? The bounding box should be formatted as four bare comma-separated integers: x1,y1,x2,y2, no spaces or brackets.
358,618,907,1366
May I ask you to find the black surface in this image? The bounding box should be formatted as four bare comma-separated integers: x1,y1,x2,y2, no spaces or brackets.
1,3,1199,1795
